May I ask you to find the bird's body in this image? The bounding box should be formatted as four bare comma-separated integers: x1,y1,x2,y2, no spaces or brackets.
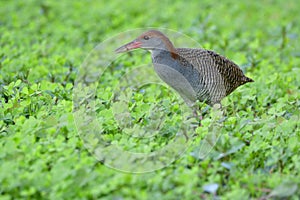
115,30,253,107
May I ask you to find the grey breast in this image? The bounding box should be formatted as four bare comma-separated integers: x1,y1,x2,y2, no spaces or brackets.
151,50,209,106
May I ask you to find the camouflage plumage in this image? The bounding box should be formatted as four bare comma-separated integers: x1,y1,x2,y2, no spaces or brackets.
175,48,253,105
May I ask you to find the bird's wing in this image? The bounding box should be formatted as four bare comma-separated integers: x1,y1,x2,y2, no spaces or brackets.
176,48,253,96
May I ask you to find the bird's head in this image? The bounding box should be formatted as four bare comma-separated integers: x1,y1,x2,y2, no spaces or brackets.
115,30,177,58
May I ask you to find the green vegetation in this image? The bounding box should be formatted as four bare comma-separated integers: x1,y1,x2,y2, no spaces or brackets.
1,0,299,199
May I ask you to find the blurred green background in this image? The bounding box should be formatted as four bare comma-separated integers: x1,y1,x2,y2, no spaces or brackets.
1,0,300,199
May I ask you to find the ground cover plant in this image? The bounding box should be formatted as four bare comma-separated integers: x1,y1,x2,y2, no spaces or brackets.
0,0,299,199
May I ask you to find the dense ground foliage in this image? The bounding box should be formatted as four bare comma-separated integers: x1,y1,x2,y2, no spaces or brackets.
1,0,299,199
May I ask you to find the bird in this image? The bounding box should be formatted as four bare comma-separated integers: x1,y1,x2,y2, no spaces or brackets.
115,30,253,120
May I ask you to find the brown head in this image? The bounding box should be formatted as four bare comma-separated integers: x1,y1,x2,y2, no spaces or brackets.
115,30,178,59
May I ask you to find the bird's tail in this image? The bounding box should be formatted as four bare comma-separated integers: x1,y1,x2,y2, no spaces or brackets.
243,76,254,83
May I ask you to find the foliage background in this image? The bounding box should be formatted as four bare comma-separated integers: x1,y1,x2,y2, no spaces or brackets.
0,0,299,199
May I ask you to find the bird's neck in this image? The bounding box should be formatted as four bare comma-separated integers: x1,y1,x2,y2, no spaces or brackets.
149,48,178,60
149,49,168,58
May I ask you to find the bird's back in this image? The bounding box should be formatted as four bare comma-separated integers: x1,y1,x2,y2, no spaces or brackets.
176,48,253,104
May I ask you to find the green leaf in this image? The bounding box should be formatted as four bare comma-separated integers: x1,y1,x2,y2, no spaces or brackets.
269,181,298,198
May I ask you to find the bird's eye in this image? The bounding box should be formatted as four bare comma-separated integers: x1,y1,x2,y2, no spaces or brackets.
143,35,150,40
